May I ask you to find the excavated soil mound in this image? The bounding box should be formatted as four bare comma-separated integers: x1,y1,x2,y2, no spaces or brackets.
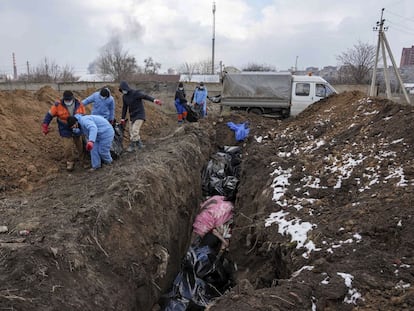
0,88,413,311
210,91,414,311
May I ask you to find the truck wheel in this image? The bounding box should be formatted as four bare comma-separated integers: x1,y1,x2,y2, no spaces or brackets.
249,108,262,115
281,108,290,118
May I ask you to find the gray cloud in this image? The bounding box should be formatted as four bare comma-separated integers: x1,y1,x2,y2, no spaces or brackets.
0,0,412,76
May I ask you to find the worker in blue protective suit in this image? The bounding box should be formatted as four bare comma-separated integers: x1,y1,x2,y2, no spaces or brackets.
67,114,115,171
81,87,115,124
192,82,208,118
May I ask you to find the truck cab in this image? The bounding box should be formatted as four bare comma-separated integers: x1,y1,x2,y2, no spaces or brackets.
291,75,337,116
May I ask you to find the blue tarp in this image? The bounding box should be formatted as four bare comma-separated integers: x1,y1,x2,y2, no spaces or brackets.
226,122,250,141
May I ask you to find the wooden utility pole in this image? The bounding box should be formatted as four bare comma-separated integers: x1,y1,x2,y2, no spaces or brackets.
370,8,410,104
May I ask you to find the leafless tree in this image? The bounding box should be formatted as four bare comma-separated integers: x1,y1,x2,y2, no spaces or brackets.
29,58,59,82
22,58,77,82
178,59,214,81
336,41,376,84
143,57,161,74
60,65,77,82
197,59,213,74
178,62,198,81
95,38,140,81
242,62,276,72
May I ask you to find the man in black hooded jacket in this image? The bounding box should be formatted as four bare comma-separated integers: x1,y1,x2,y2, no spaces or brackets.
119,81,162,152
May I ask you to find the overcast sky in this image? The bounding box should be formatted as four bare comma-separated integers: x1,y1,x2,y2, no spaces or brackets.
1,0,413,76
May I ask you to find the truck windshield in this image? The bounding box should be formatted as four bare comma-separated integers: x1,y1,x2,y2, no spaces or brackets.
316,84,326,97
326,85,335,96
316,84,336,97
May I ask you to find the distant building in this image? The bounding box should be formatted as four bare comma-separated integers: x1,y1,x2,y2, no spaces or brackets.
305,67,319,74
179,74,220,83
77,74,113,82
400,45,414,67
133,74,179,83
319,66,338,82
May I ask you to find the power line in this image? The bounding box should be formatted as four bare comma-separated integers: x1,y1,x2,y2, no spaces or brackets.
387,17,414,30
387,20,414,35
387,10,414,24
383,0,407,10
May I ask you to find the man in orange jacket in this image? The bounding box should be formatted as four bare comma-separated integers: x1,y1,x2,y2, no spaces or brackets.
42,90,86,171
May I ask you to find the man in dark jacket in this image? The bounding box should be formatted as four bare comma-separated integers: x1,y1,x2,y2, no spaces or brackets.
119,81,162,152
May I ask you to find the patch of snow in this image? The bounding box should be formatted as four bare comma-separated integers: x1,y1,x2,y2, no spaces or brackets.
337,272,363,304
395,280,411,289
254,136,263,143
277,151,292,157
353,233,362,241
385,167,408,187
321,276,330,285
270,167,292,202
292,265,314,278
363,110,378,115
265,210,316,250
391,138,404,144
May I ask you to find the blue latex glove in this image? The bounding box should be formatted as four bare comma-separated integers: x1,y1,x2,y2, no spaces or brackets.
227,122,250,141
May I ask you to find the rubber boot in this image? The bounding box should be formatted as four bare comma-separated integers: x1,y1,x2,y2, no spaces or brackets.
126,141,136,152
137,140,145,149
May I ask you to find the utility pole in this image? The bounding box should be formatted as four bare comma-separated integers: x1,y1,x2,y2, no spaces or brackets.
211,1,216,74
219,60,223,77
295,56,298,72
370,8,410,104
12,53,17,80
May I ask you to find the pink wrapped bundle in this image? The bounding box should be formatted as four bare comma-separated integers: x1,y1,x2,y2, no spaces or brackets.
193,195,234,237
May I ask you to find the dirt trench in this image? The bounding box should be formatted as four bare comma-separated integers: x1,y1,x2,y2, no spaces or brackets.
1,86,268,311
0,121,224,310
1,108,302,311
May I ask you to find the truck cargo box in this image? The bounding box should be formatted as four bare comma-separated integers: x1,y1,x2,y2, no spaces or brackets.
221,72,292,110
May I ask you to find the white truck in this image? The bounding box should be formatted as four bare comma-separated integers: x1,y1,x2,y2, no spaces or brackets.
220,72,337,117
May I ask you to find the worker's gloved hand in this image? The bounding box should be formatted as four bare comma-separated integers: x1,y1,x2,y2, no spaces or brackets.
120,119,126,127
42,123,49,135
86,141,94,151
154,99,162,106
109,119,115,126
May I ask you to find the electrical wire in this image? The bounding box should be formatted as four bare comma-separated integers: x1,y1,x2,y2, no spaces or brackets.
383,0,408,10
387,10,414,24
387,20,414,35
